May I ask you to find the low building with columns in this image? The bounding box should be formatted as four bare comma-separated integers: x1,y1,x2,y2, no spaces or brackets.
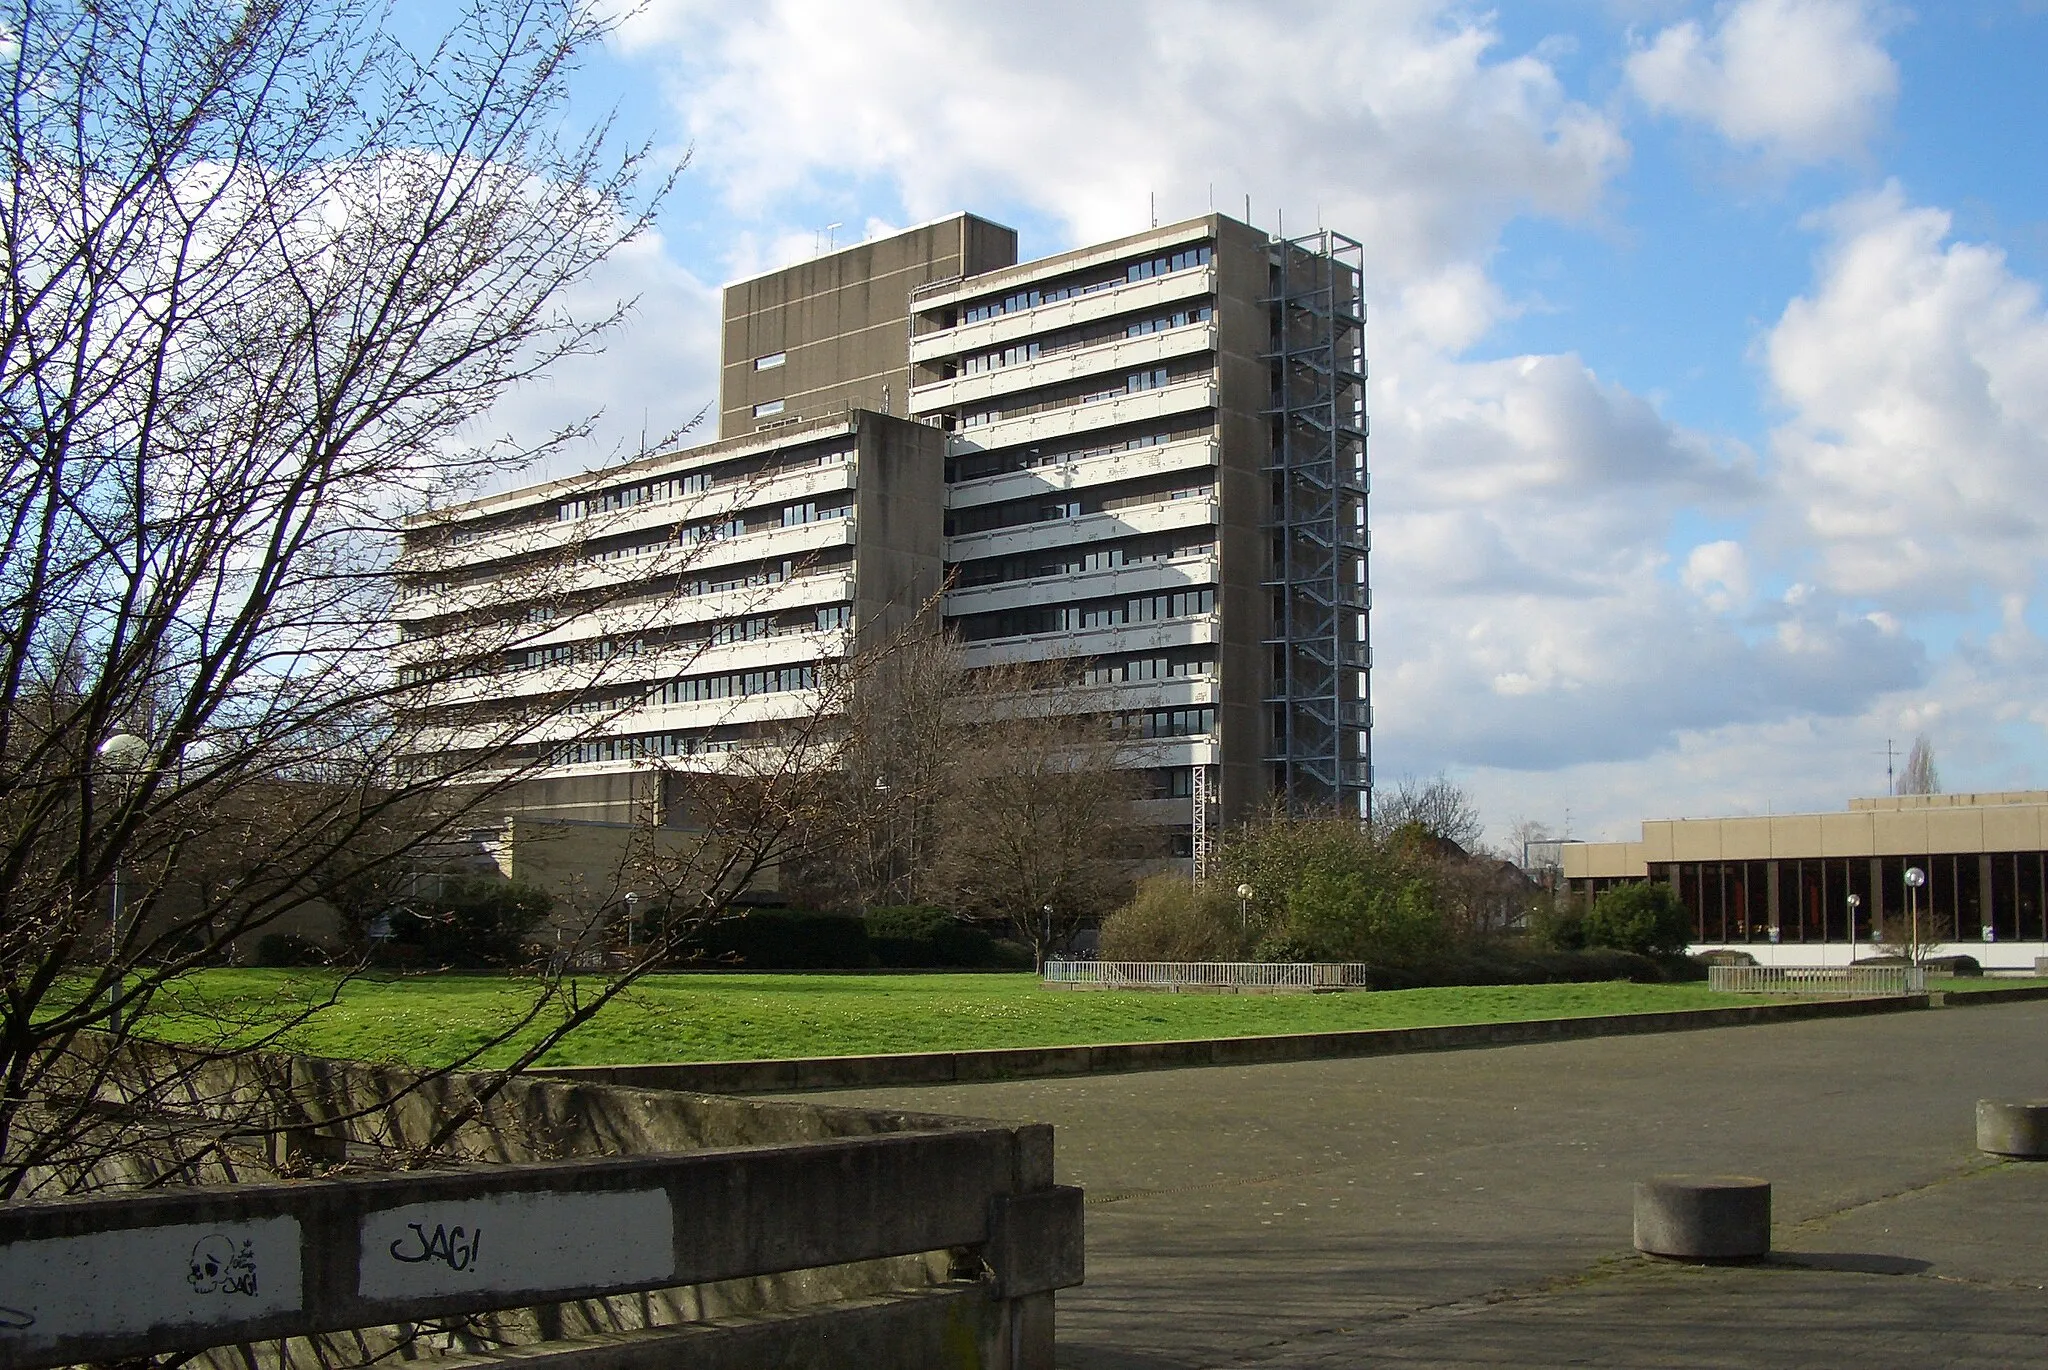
1560,790,2048,970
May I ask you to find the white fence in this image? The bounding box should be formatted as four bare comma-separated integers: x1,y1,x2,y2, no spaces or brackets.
1044,959,1374,990
1707,964,1927,996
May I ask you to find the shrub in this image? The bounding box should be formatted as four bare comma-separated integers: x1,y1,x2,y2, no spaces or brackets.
1581,883,1692,957
863,906,1004,968
691,908,871,969
1281,870,1446,963
1098,878,1249,961
1529,894,1587,951
384,878,552,968
253,933,328,967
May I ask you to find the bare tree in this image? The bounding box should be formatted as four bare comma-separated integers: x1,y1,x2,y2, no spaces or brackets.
0,0,704,1197
1375,773,1486,852
927,656,1146,968
1899,734,1941,796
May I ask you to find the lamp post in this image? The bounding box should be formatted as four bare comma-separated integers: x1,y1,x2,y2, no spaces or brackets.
1904,866,1927,966
1845,894,1861,971
623,892,638,951
1236,883,1254,932
96,732,151,1033
1041,904,1055,970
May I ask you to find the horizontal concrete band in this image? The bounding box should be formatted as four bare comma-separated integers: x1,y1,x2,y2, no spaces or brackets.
1930,984,2048,1007
0,1129,1079,1370
540,995,1932,1096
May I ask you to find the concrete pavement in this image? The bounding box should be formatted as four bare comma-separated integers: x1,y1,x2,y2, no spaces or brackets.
800,1000,2048,1367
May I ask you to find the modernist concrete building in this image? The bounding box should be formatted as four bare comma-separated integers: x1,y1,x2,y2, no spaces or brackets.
1561,790,2048,970
399,211,1371,863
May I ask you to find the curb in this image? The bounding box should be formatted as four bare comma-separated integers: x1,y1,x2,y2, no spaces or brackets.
537,994,1932,1096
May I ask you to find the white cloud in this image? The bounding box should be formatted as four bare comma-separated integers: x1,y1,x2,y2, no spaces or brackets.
622,0,1628,287
1682,540,1751,610
1626,0,1898,162
470,230,723,494
1764,184,2048,607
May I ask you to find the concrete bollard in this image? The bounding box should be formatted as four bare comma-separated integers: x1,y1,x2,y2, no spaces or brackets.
1633,1175,1772,1261
1977,1100,2048,1158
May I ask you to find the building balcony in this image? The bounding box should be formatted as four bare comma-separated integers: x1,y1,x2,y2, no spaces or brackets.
957,612,1220,668
946,495,1216,563
508,570,856,651
404,625,849,710
944,553,1217,619
910,322,1217,413
407,454,857,572
941,378,1217,454
397,516,858,622
911,253,1215,356
946,435,1217,510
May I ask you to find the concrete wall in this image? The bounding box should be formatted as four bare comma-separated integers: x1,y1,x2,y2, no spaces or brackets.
27,1037,1078,1370
851,413,948,644
1211,215,1279,828
720,216,1017,439
1563,802,2048,877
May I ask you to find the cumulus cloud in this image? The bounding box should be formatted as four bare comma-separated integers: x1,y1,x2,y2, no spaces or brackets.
619,0,1628,285
1764,184,2048,607
1626,0,1898,162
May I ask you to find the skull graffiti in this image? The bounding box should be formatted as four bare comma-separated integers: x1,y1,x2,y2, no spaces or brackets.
187,1235,238,1294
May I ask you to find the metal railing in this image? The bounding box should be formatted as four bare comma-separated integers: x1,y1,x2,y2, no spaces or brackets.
1044,960,1374,990
1707,964,1927,996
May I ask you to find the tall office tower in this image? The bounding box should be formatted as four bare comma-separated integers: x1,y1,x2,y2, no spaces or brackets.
898,216,1371,857
403,212,1369,860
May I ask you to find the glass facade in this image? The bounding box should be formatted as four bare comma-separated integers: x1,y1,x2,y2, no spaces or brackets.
1571,852,2048,944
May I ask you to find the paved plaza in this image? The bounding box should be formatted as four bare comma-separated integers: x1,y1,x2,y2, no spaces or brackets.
805,1001,2048,1367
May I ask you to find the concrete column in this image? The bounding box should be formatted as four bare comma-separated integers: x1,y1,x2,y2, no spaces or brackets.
1766,860,1780,936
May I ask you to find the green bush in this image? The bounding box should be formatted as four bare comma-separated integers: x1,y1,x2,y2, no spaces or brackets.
1529,895,1587,951
1098,878,1249,961
691,908,871,969
1281,870,1446,963
383,878,552,968
1581,883,1693,957
863,906,1005,968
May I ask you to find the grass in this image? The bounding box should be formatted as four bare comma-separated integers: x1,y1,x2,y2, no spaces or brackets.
1933,976,2048,993
136,971,1783,1071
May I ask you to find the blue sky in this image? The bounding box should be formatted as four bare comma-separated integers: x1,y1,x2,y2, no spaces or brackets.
481,1,2048,847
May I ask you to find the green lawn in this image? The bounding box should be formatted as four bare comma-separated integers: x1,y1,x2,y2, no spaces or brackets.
137,971,1780,1070
1934,976,2048,993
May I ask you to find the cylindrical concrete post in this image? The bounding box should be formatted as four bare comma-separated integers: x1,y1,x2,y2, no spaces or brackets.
1633,1175,1771,1261
1977,1100,2048,1158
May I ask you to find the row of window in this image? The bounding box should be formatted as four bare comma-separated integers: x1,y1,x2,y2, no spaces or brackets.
1114,707,1216,739
557,471,714,523
588,500,851,563
947,423,1208,484
553,732,744,765
947,476,1214,537
954,535,1214,588
1056,587,1215,632
958,304,1213,377
959,365,1193,429
653,664,818,706
958,244,1213,324
1083,654,1211,685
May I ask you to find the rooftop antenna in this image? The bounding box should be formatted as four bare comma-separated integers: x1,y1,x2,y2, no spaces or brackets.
1879,737,1897,795
1244,193,1251,226
826,221,842,252
1149,190,1156,229
1208,182,1214,211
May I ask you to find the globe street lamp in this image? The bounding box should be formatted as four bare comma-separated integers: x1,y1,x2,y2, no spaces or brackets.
1904,866,1927,968
97,732,151,1033
1236,883,1254,932
1845,893,1861,971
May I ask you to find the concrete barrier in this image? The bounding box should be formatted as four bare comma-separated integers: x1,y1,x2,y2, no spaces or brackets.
1633,1176,1771,1261
1976,1100,2048,1158
0,1130,1082,1370
541,995,1931,1096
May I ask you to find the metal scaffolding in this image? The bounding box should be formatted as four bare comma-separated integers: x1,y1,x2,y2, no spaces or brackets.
1264,230,1371,818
